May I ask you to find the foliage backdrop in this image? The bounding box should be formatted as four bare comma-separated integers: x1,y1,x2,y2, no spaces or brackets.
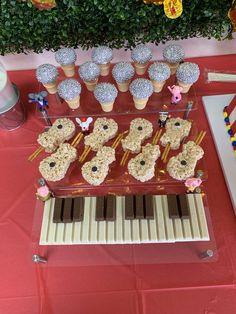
0,0,232,55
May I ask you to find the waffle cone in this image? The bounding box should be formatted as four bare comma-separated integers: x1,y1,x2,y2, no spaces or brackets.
117,79,131,92
43,81,57,94
100,101,114,112
84,79,98,92
133,96,148,110
99,63,110,76
134,62,148,75
166,62,179,75
177,81,192,93
151,80,166,93
61,64,75,77
66,96,80,109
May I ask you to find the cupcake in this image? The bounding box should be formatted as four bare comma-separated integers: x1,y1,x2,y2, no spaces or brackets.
91,46,113,76
129,78,153,110
176,62,200,93
112,62,135,92
94,83,118,112
57,79,81,109
131,44,152,75
55,48,77,77
148,62,171,92
163,44,185,75
78,61,100,92
36,64,59,94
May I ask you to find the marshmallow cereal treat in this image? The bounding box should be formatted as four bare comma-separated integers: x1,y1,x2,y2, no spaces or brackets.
81,146,116,185
39,143,77,182
167,141,204,180
36,64,59,94
55,48,77,77
78,61,100,91
84,117,118,151
91,46,113,76
129,78,153,110
163,44,185,75
94,83,118,112
176,62,200,93
160,117,192,150
131,44,152,75
57,79,81,109
128,143,160,182
37,118,76,153
112,62,135,92
148,62,171,93
122,118,153,154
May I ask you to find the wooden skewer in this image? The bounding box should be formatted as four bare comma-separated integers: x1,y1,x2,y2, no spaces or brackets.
161,143,170,161
112,133,123,149
28,146,44,161
196,130,206,145
72,133,83,148
163,145,171,163
195,130,203,145
152,129,162,145
120,150,130,166
79,146,90,163
71,132,82,147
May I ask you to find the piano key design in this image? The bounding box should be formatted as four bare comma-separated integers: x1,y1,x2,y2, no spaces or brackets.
40,194,210,245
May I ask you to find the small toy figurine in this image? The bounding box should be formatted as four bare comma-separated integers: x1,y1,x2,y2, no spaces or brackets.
28,91,52,126
158,111,170,128
76,117,93,134
36,178,52,202
168,85,183,104
185,177,202,193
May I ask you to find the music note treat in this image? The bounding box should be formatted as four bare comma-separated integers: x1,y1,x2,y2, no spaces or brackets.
163,44,185,75
39,143,77,182
167,141,204,180
128,143,160,182
148,62,171,93
57,79,82,109
176,62,200,93
37,118,76,153
84,117,118,151
131,44,152,75
78,61,100,91
81,146,116,185
112,62,135,92
55,48,77,77
122,118,153,153
36,64,59,94
91,46,113,76
160,117,192,150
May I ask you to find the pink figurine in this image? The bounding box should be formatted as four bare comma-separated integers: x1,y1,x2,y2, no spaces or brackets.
185,177,202,193
168,85,183,104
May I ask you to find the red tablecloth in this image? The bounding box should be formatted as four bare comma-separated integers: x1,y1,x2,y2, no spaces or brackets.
1,55,236,314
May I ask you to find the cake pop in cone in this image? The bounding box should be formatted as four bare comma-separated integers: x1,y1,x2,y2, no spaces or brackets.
79,61,100,92
176,62,200,93
129,79,153,110
163,44,185,75
36,64,59,94
58,79,81,109
148,62,171,93
112,62,135,92
92,46,113,76
94,83,118,112
55,48,77,77
131,44,152,75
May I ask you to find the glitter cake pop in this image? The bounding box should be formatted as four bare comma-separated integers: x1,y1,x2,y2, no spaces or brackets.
36,64,59,94
79,61,100,92
57,79,81,109
112,62,135,92
129,78,153,110
55,48,77,77
91,46,113,76
176,62,200,93
148,62,171,92
94,83,118,112
131,44,152,75
163,44,185,75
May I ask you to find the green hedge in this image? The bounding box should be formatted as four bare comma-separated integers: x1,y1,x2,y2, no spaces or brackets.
0,0,232,55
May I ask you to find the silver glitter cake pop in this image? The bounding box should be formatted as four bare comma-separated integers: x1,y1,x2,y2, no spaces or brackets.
57,79,81,100
112,62,135,83
163,44,185,64
148,62,171,81
55,48,77,65
129,79,153,99
79,61,100,81
36,64,59,84
131,44,152,64
176,62,200,84
91,46,113,64
94,83,118,103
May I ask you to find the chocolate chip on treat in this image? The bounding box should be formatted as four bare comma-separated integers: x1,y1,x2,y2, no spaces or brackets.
49,162,56,167
175,122,180,126
180,160,187,165
138,126,143,131
92,166,98,172
57,124,63,129
103,125,108,130
140,160,145,165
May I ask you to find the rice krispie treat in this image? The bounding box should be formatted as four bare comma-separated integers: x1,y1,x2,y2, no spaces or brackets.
128,143,160,182
81,146,116,185
121,118,153,153
39,143,77,182
37,118,76,153
84,117,118,151
160,117,192,150
167,141,204,181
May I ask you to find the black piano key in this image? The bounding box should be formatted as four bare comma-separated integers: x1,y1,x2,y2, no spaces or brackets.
144,195,154,219
62,198,73,223
135,195,145,219
178,194,190,218
72,197,84,222
167,194,180,218
105,195,116,221
95,196,105,221
125,195,135,220
53,198,63,223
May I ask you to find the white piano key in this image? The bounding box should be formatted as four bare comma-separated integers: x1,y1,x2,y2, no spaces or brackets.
72,221,82,244
172,218,184,241
181,218,192,241
123,198,132,243
131,219,140,243
40,199,52,245
55,222,65,244
139,219,149,243
97,197,106,243
64,222,73,244
162,196,175,242
154,196,166,242
194,194,210,240
187,194,201,240
81,197,91,243
89,197,98,243
147,200,158,243
115,196,123,243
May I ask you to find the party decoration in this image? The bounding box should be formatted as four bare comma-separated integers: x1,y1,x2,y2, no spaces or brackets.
228,0,236,32
163,0,183,19
31,0,56,10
